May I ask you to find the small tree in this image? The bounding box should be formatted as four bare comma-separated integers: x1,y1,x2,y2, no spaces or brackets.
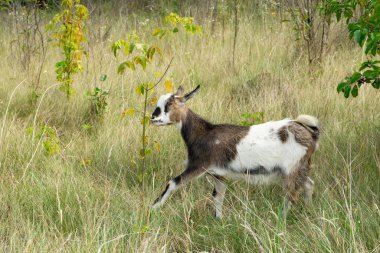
278,0,328,67
112,13,201,192
47,0,89,98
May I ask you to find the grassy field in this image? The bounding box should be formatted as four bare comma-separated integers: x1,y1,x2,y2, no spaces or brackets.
0,4,379,252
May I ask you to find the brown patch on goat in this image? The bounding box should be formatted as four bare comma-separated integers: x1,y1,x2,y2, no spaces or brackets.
288,122,317,150
277,126,289,143
175,108,250,169
166,96,186,123
213,125,250,164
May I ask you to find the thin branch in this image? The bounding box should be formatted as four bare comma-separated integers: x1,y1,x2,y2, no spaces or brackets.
147,57,174,91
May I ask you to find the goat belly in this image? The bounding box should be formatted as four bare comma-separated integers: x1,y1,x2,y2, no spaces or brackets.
228,119,308,177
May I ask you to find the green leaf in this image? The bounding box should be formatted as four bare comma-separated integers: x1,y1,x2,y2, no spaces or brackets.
172,27,179,33
146,47,156,60
370,43,378,56
145,148,152,156
353,30,365,47
111,41,121,57
351,85,359,97
128,42,135,54
343,8,353,19
336,10,342,21
82,123,92,130
343,85,351,98
55,61,67,68
125,61,136,71
139,147,152,157
337,82,347,92
136,84,145,96
372,79,380,89
26,127,34,137
349,72,362,83
365,40,374,54
363,70,376,80
100,74,107,81
359,61,370,71
134,56,147,69
158,30,167,39
117,62,126,74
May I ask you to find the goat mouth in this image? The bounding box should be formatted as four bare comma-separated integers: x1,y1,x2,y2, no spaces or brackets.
151,119,164,125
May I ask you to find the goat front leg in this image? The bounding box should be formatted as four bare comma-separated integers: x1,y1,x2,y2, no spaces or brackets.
152,167,205,209
212,175,226,218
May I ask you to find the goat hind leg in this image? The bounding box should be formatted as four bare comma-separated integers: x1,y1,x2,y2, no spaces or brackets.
283,173,302,218
303,176,314,206
212,175,226,218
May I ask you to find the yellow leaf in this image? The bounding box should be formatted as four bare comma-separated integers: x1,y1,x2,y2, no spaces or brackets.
155,141,161,152
121,108,134,117
150,96,158,105
143,135,149,145
154,72,162,77
152,27,161,36
140,116,150,125
165,79,173,93
80,159,92,167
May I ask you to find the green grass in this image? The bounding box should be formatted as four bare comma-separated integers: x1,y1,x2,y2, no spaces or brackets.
0,6,379,252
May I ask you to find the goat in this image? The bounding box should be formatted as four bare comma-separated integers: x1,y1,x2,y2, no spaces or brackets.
150,85,320,218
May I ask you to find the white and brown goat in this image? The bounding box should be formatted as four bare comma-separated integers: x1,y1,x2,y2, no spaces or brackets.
151,86,320,218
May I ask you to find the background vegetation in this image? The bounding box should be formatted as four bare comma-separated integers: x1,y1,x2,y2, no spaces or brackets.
0,0,379,252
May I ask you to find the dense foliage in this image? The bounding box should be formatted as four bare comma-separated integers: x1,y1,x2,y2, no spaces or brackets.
47,0,88,97
323,0,380,97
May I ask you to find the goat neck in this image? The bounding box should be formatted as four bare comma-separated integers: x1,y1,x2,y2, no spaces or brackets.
179,109,213,147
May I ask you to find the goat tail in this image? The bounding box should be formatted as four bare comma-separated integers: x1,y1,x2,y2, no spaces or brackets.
295,115,320,139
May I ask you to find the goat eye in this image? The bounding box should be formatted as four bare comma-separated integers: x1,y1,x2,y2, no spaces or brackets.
152,107,161,117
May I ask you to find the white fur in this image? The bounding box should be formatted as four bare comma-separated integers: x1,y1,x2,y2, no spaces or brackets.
213,178,226,218
209,119,308,184
152,180,176,208
151,93,172,126
295,115,319,129
175,121,183,129
209,166,282,185
229,119,307,174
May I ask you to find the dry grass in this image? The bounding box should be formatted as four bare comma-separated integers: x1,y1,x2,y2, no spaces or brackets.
0,7,379,253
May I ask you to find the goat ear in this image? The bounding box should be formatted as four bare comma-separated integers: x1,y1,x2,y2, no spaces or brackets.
174,86,184,96
184,85,200,101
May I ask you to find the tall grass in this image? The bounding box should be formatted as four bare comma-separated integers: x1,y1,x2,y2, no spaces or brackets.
0,6,379,252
